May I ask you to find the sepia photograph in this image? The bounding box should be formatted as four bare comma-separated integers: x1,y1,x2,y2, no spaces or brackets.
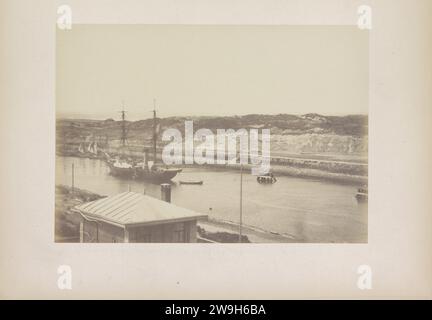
1,0,431,303
55,25,368,243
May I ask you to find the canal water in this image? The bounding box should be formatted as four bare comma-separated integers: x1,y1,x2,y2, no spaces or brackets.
56,156,367,243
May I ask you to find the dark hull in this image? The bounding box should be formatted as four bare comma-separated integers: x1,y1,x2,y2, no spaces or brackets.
257,176,277,184
179,180,203,185
134,167,182,183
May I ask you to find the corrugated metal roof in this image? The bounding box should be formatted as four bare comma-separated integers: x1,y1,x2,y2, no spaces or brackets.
74,192,207,227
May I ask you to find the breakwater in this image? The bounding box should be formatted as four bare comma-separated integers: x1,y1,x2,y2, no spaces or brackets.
57,143,367,184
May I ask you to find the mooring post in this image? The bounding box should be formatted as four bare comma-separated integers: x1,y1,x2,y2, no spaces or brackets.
161,184,171,203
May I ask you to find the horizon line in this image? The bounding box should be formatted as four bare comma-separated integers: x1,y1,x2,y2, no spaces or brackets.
57,112,369,121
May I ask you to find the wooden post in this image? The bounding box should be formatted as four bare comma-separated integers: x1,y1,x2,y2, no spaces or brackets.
79,220,84,243
239,164,243,243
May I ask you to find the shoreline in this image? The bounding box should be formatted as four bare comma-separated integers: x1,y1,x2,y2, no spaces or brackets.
56,184,294,243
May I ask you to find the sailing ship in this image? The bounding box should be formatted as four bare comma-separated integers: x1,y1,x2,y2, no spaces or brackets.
107,158,135,177
355,186,368,201
106,102,182,182
133,104,182,182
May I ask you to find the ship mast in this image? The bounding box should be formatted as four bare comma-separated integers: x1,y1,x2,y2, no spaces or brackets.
119,102,127,148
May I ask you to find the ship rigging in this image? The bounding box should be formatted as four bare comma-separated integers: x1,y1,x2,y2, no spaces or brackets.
106,100,182,183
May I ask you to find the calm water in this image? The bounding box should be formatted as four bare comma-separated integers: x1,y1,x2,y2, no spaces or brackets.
56,156,367,242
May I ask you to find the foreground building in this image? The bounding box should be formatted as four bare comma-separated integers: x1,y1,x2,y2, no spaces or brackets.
73,185,207,243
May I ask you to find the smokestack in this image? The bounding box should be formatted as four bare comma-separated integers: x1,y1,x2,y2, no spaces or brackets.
161,184,171,203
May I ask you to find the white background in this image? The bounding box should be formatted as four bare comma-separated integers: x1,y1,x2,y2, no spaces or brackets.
0,0,431,299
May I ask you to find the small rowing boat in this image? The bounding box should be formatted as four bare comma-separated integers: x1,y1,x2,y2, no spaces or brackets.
179,180,204,185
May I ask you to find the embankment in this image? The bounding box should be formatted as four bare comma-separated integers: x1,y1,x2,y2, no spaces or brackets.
57,146,367,184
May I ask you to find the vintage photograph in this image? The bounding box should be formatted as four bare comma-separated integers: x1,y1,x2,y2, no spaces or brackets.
55,25,368,243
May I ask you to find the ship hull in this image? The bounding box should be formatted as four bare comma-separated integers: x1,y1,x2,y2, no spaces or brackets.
179,180,203,185
134,167,182,183
355,187,368,202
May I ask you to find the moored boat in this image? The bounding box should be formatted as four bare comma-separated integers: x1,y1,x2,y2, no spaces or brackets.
179,180,203,185
105,106,137,178
77,141,100,158
78,143,84,153
356,186,368,201
133,102,182,183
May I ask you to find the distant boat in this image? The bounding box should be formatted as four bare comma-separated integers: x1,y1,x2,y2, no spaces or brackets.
92,142,98,154
356,187,368,201
135,166,182,183
78,143,84,153
108,159,135,178
179,180,203,185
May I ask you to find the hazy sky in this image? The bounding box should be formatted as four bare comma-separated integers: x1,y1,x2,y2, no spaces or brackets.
56,25,368,120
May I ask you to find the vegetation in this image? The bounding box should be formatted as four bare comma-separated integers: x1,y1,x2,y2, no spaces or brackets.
55,185,105,242
57,113,368,146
